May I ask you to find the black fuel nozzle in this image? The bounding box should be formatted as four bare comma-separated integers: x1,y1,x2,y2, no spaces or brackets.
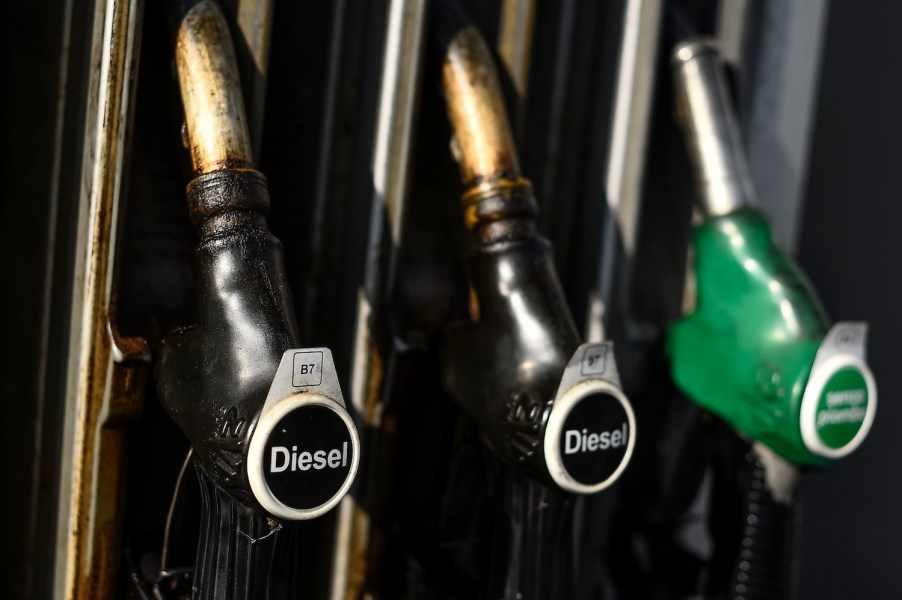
435,19,636,599
439,23,635,495
155,2,358,596
668,38,874,600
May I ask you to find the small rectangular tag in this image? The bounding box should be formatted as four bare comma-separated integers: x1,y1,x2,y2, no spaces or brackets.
581,345,608,376
292,351,324,387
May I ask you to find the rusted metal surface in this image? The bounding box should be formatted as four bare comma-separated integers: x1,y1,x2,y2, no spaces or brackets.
176,1,254,175
53,0,148,598
442,25,533,230
443,26,521,189
331,324,384,600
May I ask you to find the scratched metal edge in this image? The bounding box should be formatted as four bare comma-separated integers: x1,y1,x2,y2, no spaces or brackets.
52,0,148,598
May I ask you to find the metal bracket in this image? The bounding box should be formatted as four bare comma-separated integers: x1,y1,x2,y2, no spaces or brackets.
543,342,636,494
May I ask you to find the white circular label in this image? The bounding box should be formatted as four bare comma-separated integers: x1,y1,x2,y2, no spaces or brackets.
544,380,636,494
799,354,877,459
247,393,360,520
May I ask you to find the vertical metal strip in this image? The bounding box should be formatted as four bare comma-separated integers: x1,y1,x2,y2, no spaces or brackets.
371,0,427,262
715,0,752,67
311,0,349,261
26,0,75,595
586,0,662,342
53,0,147,598
233,0,273,158
329,289,374,600
329,1,426,598
497,0,537,99
738,0,830,250
534,0,577,207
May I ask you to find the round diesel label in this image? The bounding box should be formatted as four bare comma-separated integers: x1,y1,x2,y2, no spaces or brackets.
248,395,359,520
545,380,636,494
559,392,631,485
814,367,868,449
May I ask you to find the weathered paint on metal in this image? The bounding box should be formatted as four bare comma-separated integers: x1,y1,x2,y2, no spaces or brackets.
54,0,148,598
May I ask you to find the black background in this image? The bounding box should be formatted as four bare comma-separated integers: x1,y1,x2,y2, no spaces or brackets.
796,2,902,597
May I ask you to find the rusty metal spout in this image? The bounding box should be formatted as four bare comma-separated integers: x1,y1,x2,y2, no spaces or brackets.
441,26,533,229
175,0,254,175
442,26,523,187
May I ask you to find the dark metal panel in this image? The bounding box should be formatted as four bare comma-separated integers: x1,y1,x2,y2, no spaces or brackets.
797,2,902,597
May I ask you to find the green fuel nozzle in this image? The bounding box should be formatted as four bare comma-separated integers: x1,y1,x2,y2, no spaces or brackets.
667,39,877,467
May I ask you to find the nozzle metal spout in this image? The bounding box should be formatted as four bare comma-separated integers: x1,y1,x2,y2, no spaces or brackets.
441,25,534,231
175,0,254,175
442,26,522,188
672,38,755,217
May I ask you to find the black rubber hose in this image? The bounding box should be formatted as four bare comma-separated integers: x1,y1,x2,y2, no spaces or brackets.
707,428,797,600
193,466,296,600
487,462,576,600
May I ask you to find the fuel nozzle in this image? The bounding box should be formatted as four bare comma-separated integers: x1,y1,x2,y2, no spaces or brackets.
439,24,635,495
158,0,358,525
666,39,878,600
668,37,877,467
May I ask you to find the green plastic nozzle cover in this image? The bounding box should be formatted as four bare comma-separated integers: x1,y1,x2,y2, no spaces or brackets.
668,208,875,466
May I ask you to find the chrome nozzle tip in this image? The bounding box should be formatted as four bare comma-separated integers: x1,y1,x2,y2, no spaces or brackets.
671,37,719,66
671,36,755,217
